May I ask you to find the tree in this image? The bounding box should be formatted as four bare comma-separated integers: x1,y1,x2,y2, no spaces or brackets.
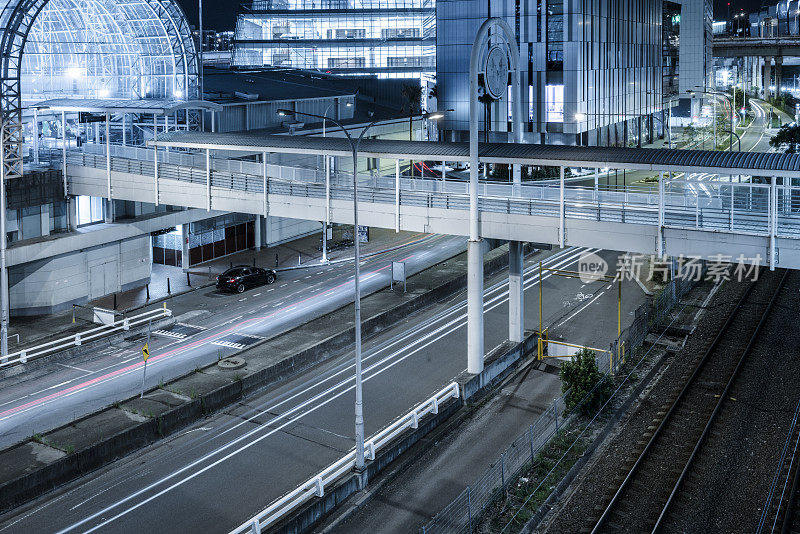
770,123,800,153
560,348,613,415
401,83,422,115
730,87,751,114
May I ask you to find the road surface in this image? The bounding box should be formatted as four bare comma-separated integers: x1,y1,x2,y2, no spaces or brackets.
0,246,647,533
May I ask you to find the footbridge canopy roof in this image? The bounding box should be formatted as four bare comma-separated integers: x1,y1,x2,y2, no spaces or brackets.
151,131,800,178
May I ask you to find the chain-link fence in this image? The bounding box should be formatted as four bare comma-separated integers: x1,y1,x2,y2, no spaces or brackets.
420,397,565,534
419,270,705,534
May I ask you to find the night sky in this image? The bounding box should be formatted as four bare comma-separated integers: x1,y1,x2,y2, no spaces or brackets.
181,0,779,34
178,0,238,32
715,0,776,19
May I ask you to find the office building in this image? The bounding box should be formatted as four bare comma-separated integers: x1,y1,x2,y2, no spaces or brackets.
233,0,436,79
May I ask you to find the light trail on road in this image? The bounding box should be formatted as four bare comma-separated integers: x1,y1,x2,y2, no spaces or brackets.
45,246,604,534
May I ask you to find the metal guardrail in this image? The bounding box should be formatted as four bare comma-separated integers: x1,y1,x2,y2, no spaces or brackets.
230,382,460,534
67,150,800,240
0,305,171,367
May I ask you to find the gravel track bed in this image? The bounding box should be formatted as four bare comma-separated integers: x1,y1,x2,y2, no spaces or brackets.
661,271,800,533
538,275,767,534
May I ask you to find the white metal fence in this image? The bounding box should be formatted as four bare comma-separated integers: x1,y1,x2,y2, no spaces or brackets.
230,382,460,534
1,306,171,367
66,148,800,241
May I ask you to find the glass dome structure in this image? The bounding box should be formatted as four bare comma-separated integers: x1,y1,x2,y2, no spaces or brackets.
0,0,199,177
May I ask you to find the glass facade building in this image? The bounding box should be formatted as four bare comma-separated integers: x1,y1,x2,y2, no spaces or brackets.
437,0,665,147
233,0,436,78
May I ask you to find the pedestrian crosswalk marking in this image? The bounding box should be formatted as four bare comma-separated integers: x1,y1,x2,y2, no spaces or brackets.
152,323,206,340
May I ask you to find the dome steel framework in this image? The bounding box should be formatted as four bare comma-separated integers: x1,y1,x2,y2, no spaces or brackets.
0,0,199,179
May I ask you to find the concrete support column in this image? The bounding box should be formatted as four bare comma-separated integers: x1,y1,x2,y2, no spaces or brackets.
68,196,79,231
508,241,524,343
467,239,484,374
765,57,773,99
691,98,701,123
254,215,262,251
181,223,190,270
102,198,114,223
776,57,784,96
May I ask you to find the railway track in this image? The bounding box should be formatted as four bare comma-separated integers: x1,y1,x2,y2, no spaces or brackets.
758,362,800,534
588,269,788,534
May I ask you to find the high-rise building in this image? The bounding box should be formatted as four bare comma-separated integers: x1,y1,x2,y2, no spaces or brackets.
437,0,664,147
437,0,713,147
233,0,436,79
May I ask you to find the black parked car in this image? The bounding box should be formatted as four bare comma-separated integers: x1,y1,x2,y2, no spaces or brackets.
216,266,277,293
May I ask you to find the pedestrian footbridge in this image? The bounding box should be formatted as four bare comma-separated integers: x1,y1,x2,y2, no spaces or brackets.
65,133,800,269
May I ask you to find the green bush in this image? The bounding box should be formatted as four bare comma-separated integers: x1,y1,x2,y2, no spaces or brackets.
560,348,612,415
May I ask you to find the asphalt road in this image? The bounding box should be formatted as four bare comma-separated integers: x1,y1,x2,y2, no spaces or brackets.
0,246,647,533
0,232,467,449
566,98,776,191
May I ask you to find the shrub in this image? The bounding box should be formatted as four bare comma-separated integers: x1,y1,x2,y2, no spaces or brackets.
560,348,612,415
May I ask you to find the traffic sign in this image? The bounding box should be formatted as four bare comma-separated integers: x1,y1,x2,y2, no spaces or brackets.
142,343,150,362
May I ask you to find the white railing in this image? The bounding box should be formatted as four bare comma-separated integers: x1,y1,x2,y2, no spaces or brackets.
1,305,172,367
231,381,460,534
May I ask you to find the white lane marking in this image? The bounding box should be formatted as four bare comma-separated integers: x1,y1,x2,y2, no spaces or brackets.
252,293,261,297
267,289,274,292
279,284,288,288
48,380,72,390
55,363,90,373
52,248,597,533
554,290,606,330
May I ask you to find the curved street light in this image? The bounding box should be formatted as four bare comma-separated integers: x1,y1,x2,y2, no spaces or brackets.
278,107,376,471
276,107,448,472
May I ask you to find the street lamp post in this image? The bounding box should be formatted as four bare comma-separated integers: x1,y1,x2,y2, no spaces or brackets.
279,108,374,471
277,108,446,472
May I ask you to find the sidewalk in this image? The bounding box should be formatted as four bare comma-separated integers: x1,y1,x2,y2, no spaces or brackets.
91,226,418,311
7,227,425,349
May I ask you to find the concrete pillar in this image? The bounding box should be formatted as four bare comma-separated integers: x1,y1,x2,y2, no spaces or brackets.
765,57,773,98
691,98,701,123
508,241,524,343
467,239,484,374
68,196,78,231
254,215,262,251
776,57,784,96
103,198,114,223
181,223,189,270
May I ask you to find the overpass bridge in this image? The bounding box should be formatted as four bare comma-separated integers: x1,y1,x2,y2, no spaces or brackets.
64,131,800,374
713,36,800,98
714,37,800,58
67,132,800,269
